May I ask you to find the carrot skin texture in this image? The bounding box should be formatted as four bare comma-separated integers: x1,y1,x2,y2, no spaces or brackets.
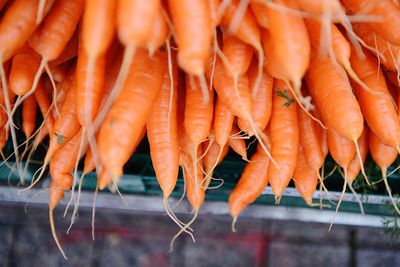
168,0,212,75
97,50,165,187
9,45,41,96
306,51,363,140
294,144,318,206
147,61,179,199
213,97,234,147
22,95,37,138
328,128,355,169
350,49,400,147
267,80,299,198
229,144,270,219
0,0,40,61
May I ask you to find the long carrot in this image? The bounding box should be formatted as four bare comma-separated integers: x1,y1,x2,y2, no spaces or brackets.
97,49,165,189
267,79,299,200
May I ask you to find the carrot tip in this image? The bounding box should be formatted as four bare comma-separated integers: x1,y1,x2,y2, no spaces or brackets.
231,217,237,232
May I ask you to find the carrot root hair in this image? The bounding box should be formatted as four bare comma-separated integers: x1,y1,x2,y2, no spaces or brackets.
381,167,400,216
354,138,369,185
329,168,347,231
169,210,199,252
49,208,68,259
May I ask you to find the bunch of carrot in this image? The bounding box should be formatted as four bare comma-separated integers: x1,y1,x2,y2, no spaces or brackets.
0,0,400,257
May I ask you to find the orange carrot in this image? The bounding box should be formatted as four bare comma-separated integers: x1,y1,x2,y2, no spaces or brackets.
229,142,270,229
237,59,273,135
294,143,318,206
147,6,169,55
22,95,37,138
213,97,234,147
147,57,179,199
350,48,400,148
34,78,54,134
261,0,310,107
369,131,400,215
267,79,299,199
97,49,165,189
203,140,229,187
168,0,212,76
346,126,369,184
306,50,364,141
228,124,248,160
342,0,400,45
250,1,269,28
9,44,41,96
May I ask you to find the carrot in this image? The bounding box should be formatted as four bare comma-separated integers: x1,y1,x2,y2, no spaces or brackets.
207,56,275,165
221,0,264,96
352,22,400,73
168,0,212,77
49,128,87,259
342,0,400,45
346,126,369,184
97,49,165,189
237,59,273,135
16,0,83,117
147,7,169,55
369,131,400,215
76,0,116,129
296,0,344,16
209,0,222,28
34,78,54,134
48,28,79,67
0,0,42,180
350,48,400,149
147,56,179,199
293,143,318,206
0,0,41,62
250,1,269,28
305,49,366,180
22,95,37,138
184,75,214,147
203,140,228,188
213,97,234,147
298,98,324,171
49,61,70,84
228,124,248,160
220,34,253,81
261,0,310,109
229,141,270,230
9,44,41,96
267,79,299,200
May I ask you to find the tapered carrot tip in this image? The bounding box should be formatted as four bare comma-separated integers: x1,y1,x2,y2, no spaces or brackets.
49,188,64,210
303,195,313,206
275,195,282,205
178,56,204,77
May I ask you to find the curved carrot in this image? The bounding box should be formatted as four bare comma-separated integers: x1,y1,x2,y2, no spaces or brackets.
229,142,270,229
268,79,299,199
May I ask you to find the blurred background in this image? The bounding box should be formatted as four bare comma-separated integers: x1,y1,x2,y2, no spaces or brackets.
1,198,400,267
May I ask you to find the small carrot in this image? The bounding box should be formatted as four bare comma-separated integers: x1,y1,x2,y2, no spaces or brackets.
22,95,37,138
228,124,248,161
34,78,54,134
213,97,234,147
293,143,319,206
229,141,270,230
